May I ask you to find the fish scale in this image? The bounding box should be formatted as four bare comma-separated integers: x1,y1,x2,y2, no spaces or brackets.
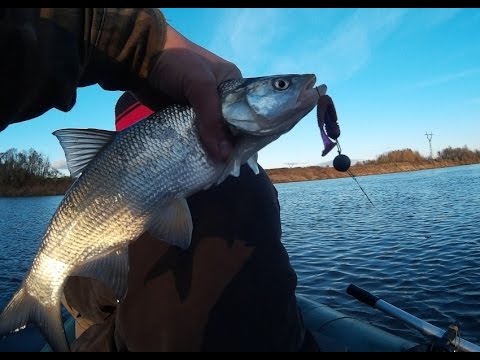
43,105,218,264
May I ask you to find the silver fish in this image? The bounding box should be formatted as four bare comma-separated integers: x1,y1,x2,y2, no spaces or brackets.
0,74,320,351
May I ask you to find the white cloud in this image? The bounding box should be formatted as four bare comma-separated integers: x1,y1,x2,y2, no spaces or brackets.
304,9,408,83
210,9,408,85
52,158,67,170
413,67,480,89
209,8,286,76
467,97,480,105
424,8,462,28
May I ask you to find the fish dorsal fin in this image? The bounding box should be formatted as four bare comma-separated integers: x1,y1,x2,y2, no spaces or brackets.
53,128,116,177
247,153,259,175
72,246,129,301
148,197,193,250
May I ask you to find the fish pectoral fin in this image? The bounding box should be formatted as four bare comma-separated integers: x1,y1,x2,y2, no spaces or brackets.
53,128,116,177
72,247,129,302
148,197,193,250
217,136,277,185
247,153,259,174
216,149,243,185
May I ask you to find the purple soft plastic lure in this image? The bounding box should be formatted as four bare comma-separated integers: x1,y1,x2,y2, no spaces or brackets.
315,86,339,156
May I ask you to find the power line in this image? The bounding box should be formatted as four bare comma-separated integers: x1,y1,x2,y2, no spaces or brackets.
425,132,434,159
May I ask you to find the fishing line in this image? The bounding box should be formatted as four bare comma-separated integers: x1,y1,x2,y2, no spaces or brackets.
315,90,430,239
315,88,377,208
346,169,375,207
334,142,376,208
333,141,431,240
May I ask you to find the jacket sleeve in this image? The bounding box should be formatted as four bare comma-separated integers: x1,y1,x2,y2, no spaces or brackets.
0,8,167,131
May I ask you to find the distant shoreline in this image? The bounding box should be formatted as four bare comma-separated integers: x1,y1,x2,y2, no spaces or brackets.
1,160,477,198
266,160,478,184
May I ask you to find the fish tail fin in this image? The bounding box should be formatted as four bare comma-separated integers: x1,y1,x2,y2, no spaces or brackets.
0,286,70,352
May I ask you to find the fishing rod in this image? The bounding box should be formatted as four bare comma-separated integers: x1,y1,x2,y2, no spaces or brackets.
347,284,480,352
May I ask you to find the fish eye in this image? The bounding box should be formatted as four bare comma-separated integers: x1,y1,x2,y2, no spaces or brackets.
273,79,290,90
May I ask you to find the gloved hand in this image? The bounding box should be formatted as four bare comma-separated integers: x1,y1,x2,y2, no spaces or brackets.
136,24,242,163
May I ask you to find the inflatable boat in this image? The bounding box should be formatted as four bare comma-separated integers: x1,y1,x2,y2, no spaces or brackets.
1,284,478,352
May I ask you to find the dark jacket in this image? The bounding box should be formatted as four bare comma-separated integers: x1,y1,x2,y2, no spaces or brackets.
64,164,309,351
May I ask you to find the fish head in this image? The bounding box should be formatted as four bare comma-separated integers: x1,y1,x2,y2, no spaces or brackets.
220,74,319,136
214,74,322,184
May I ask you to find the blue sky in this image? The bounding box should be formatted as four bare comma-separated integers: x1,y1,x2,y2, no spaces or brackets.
1,8,479,171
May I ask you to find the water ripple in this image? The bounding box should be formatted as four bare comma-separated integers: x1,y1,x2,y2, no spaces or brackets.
1,166,480,347
278,164,480,344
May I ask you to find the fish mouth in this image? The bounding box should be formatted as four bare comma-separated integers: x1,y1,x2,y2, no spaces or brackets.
300,74,321,103
282,73,319,125
305,74,317,91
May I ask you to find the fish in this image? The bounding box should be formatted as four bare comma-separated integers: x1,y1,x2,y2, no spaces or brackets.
0,74,320,352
